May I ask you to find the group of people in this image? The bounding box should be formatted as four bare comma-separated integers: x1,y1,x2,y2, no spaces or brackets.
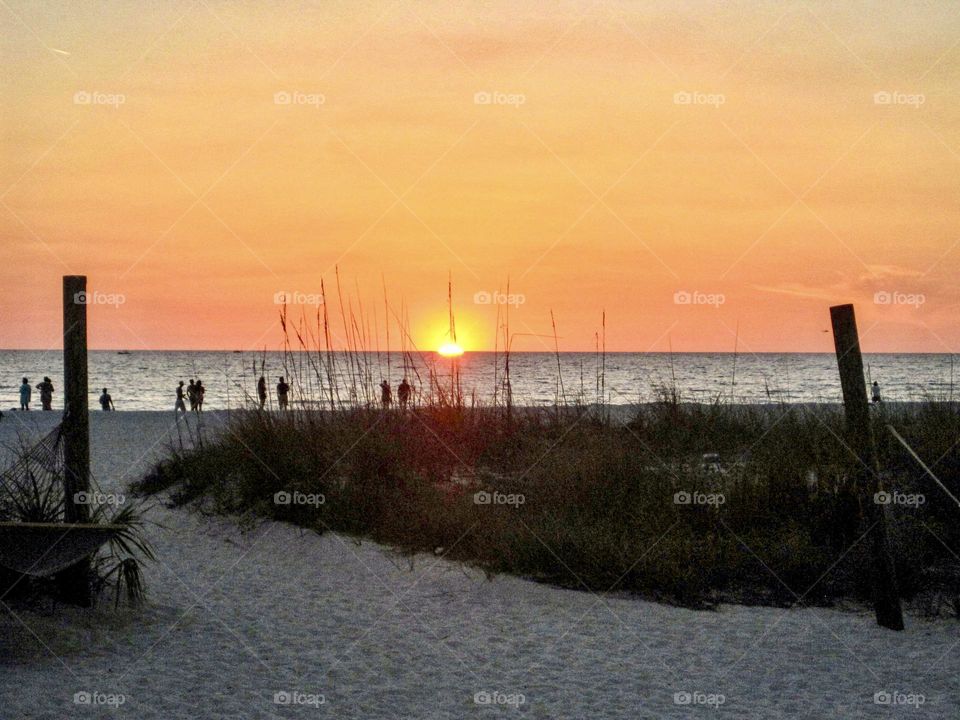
16,377,116,411
252,375,291,410
244,375,414,411
379,378,413,409
18,377,55,411
16,373,410,414
12,375,887,412
174,379,206,413
173,375,288,412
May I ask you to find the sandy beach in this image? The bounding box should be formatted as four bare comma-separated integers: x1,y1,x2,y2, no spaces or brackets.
1,410,958,719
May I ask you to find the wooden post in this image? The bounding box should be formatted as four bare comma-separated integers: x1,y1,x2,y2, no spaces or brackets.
57,275,92,606
830,304,903,630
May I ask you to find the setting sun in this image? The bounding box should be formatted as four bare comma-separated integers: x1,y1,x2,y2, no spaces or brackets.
437,342,464,358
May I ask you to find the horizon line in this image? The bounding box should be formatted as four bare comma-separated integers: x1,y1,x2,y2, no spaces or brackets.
0,348,954,356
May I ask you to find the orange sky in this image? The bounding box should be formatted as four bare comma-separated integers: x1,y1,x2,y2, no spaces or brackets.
1,1,958,353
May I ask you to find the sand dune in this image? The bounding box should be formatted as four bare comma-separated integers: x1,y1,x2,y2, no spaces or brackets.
1,411,957,718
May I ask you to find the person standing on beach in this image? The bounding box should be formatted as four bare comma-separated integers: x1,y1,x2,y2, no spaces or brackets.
99,388,115,411
379,380,392,409
19,377,31,410
195,380,205,412
277,376,290,410
175,381,187,413
257,375,267,409
397,378,411,410
872,381,882,403
35,377,54,410
187,379,197,411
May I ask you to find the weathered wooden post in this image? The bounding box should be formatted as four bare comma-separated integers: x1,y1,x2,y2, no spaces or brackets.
57,275,92,606
829,304,903,630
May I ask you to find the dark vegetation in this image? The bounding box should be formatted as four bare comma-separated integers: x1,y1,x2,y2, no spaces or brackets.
136,281,960,613
134,399,960,614
0,430,154,607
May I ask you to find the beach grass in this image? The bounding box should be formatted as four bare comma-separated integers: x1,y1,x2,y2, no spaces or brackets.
132,285,960,612
134,399,960,612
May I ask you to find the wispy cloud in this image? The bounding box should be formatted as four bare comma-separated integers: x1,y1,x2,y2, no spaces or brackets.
861,265,923,281
752,283,841,302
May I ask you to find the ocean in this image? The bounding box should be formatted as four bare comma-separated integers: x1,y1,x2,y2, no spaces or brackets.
0,350,956,411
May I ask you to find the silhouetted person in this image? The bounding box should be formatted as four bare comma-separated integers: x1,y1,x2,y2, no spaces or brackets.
175,381,187,413
19,377,31,410
187,379,198,411
36,377,54,411
195,379,205,412
380,380,392,408
397,378,411,409
872,381,882,403
257,375,267,409
99,387,115,411
277,376,290,410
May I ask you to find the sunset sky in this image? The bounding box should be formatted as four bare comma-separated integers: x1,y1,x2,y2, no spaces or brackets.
2,1,958,353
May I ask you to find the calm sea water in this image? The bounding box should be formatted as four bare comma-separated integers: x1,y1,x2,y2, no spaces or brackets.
0,350,956,411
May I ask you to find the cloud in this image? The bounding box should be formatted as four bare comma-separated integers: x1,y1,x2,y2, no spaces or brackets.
752,283,840,302
861,265,923,281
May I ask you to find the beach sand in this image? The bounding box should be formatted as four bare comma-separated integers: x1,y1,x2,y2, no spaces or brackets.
1,410,958,718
